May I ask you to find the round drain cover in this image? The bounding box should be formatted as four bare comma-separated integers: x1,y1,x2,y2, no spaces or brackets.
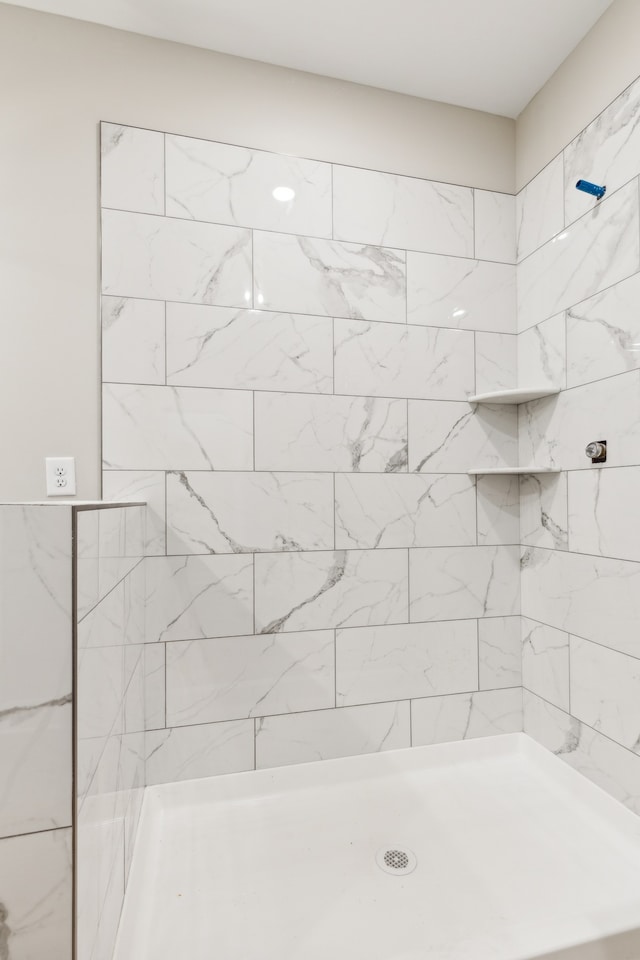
376,846,417,876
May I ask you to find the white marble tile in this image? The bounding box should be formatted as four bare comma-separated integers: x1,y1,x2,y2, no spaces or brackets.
336,620,477,706
102,296,165,385
0,506,72,708
255,549,408,633
570,636,640,752
568,467,640,561
476,475,520,545
101,122,164,214
516,154,564,262
103,470,166,556
333,165,473,256
166,471,334,554
255,392,407,473
409,546,520,622
77,645,145,740
409,400,517,473
567,272,640,388
521,617,570,712
166,630,334,725
0,702,72,839
77,731,144,817
335,473,476,549
474,191,516,264
520,546,640,658
166,303,333,393
102,209,252,306
144,644,166,731
78,578,128,648
145,719,255,785
520,472,569,550
478,617,522,690
97,506,145,602
253,231,406,324
474,332,517,394
518,370,640,471
76,812,124,960
523,690,640,816
412,688,522,745
0,828,72,959
334,318,474,401
255,700,410,768
564,76,640,226
517,312,566,389
407,252,516,333
166,134,332,236
517,181,639,332
103,383,253,470
145,554,253,642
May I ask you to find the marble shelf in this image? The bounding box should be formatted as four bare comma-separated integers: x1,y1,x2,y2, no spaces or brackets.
468,387,560,404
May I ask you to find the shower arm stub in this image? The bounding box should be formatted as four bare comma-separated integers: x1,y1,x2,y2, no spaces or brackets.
576,179,606,200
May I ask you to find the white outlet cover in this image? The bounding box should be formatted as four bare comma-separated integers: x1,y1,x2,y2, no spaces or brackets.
45,457,76,497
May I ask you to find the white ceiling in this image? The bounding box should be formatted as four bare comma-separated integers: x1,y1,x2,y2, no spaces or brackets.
5,0,615,117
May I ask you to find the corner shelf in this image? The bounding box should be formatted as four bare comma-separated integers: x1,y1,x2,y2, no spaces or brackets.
468,386,560,405
468,467,561,476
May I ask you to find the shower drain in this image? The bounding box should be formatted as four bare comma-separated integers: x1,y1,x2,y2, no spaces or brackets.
375,846,417,876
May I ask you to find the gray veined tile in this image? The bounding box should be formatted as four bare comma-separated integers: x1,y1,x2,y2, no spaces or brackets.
166,630,334,725
0,829,72,959
336,620,478,706
102,470,166,556
166,303,333,393
520,546,640,658
145,554,254,643
166,471,334,555
255,392,407,473
145,720,255,785
166,134,332,237
517,180,640,332
102,296,165,385
102,383,253,471
564,75,640,227
521,617,570,712
520,472,568,551
478,617,522,690
517,312,566,389
335,473,476,549
253,231,406,324
333,165,473,256
255,701,410,769
568,467,640,562
567,273,640,388
474,191,516,264
144,644,166,731
101,209,252,306
516,154,564,262
476,475,520,546
570,636,640,753
412,688,522,746
407,252,516,334
474,332,517,394
255,549,408,634
101,122,164,215
409,545,520,623
333,318,475,401
408,400,517,473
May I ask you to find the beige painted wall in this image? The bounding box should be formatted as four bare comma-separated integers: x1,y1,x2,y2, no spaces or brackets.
517,0,640,188
0,3,514,501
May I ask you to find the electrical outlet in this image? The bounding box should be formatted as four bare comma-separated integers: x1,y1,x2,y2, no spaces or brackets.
45,457,76,497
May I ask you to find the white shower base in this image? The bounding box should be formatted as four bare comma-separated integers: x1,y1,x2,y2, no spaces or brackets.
114,733,640,960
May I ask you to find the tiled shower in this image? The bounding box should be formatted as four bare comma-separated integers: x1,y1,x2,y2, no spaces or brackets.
4,62,640,959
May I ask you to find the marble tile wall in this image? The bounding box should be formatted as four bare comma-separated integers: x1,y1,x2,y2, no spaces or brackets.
517,73,640,815
101,121,522,779
75,504,146,960
0,505,74,959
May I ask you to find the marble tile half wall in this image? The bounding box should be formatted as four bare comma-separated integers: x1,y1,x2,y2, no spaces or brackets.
101,121,522,780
